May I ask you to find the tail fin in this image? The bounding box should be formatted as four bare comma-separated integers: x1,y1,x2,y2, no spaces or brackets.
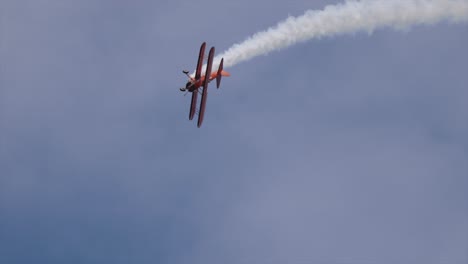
216,58,224,89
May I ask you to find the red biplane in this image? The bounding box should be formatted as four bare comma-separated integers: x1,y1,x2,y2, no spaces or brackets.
180,42,230,127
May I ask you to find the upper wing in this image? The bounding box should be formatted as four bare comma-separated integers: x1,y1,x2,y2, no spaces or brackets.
197,47,215,128
216,58,224,88
195,42,206,80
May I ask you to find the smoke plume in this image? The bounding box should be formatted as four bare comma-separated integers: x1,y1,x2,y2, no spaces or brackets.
198,0,468,73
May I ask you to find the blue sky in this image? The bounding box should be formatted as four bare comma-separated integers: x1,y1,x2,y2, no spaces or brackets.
1,0,467,263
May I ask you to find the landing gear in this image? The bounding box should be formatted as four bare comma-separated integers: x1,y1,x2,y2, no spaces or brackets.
182,70,192,79
180,87,186,92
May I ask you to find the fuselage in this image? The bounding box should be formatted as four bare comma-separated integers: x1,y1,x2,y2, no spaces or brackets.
186,70,230,92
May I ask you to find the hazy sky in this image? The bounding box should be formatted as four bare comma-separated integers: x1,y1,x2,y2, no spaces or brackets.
1,1,467,263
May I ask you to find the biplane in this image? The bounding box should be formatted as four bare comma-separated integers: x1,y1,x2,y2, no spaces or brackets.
180,42,230,127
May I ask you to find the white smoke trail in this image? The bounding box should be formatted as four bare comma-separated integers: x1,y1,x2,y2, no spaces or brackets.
195,0,468,74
